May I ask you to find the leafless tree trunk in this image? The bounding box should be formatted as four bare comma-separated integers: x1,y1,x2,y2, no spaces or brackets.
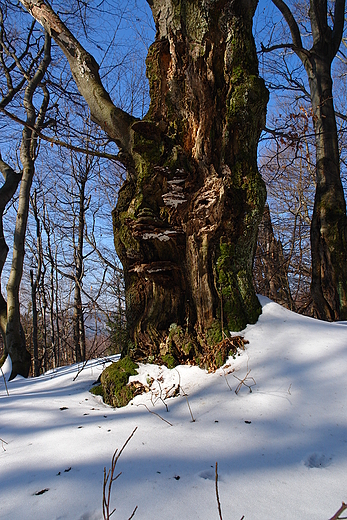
0,6,51,377
270,0,347,320
0,157,21,363
29,190,44,376
6,34,51,379
72,156,89,363
21,0,268,365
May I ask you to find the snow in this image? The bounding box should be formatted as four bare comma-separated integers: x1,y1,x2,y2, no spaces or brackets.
1,296,346,520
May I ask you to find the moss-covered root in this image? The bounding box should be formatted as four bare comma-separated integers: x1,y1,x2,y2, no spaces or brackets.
90,356,139,408
159,322,248,371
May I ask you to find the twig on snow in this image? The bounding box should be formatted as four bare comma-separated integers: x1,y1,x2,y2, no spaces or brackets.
233,368,256,394
329,502,347,520
183,391,195,422
102,427,138,520
73,355,116,382
0,437,8,451
175,368,195,422
215,462,223,520
222,366,234,392
136,403,173,426
233,358,256,395
149,378,169,412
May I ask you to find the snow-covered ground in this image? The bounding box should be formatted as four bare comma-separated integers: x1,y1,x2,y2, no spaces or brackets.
0,296,346,520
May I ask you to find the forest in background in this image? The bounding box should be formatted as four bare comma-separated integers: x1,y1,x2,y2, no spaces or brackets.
0,0,346,376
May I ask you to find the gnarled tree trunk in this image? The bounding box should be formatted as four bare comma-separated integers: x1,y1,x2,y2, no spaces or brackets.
21,0,268,364
113,0,268,360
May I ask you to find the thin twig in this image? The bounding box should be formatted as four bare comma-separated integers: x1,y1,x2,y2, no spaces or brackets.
234,369,256,394
136,403,173,426
0,437,8,451
233,359,256,394
223,367,234,392
0,365,9,396
156,380,169,411
73,359,89,381
329,502,347,520
150,379,169,412
0,106,120,162
73,355,118,382
183,392,195,422
164,383,177,399
215,462,223,520
103,427,138,520
128,506,138,520
175,368,195,422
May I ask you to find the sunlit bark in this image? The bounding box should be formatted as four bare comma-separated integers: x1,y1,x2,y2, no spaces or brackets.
21,0,268,364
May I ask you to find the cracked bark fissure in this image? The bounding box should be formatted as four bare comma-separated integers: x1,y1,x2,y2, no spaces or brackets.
21,0,268,363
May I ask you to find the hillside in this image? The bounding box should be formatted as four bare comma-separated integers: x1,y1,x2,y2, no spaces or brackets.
0,296,346,520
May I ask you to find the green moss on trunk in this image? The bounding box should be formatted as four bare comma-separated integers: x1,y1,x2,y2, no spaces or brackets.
112,0,267,365
90,356,139,408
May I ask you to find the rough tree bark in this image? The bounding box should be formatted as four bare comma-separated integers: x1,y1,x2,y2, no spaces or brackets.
21,0,268,364
271,0,347,321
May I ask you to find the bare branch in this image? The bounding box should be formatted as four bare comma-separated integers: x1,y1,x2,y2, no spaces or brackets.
335,111,347,122
215,462,223,520
332,0,346,57
271,0,303,50
260,42,296,53
0,106,121,162
309,0,329,46
136,403,173,426
103,427,138,520
19,0,136,153
329,501,347,520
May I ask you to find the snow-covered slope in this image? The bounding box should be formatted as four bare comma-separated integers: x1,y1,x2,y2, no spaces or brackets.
1,296,346,519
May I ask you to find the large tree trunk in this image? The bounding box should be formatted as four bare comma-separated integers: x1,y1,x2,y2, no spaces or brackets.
6,162,33,379
271,0,347,321
21,0,267,364
307,58,347,320
0,158,31,379
0,159,21,367
113,0,268,360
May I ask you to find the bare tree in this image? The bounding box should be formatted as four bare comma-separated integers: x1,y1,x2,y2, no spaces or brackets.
264,0,347,321
29,189,44,376
254,204,295,309
0,4,51,378
255,102,316,313
20,0,268,367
